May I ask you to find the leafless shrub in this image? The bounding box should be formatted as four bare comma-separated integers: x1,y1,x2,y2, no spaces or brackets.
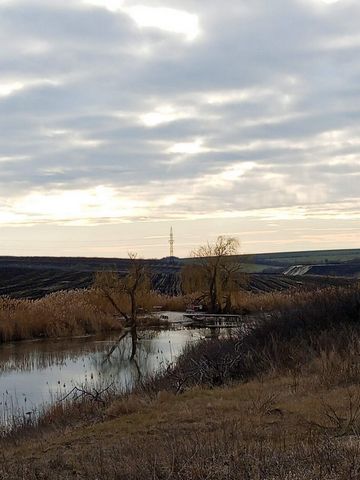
145,285,360,392
247,390,280,416
316,389,360,437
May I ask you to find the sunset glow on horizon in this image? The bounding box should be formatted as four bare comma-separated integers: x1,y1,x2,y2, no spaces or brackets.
0,0,359,257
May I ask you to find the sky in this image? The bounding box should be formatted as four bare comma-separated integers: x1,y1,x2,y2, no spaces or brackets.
0,0,359,258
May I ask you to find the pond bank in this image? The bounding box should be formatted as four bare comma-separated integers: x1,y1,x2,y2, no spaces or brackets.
1,372,359,479
0,321,228,429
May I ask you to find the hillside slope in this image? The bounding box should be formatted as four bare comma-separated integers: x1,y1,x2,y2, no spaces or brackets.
0,249,358,299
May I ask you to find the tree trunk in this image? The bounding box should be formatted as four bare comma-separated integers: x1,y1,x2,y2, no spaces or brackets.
130,324,137,360
224,293,232,313
130,290,138,360
209,270,218,313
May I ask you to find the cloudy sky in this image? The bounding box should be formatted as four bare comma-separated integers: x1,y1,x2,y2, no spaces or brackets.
0,0,359,257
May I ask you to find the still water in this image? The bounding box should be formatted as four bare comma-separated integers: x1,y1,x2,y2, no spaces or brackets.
0,325,218,424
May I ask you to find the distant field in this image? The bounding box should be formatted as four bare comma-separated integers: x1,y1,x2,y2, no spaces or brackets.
240,263,279,273
249,248,360,268
0,257,181,298
185,248,360,273
0,248,358,299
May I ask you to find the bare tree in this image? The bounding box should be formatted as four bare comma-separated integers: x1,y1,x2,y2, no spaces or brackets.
182,236,245,313
94,253,150,359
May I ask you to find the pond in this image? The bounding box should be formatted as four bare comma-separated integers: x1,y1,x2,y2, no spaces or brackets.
0,318,233,425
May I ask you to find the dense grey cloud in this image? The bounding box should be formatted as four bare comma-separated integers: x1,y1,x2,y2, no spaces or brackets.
0,0,359,254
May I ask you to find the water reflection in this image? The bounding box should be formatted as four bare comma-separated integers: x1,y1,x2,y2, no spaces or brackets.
0,327,208,424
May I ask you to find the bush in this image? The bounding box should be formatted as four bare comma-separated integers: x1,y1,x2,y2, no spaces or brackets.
148,285,360,391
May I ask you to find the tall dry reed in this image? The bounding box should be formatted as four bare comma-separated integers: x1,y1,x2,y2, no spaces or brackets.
0,290,120,342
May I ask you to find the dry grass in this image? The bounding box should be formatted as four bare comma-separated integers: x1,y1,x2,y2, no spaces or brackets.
0,280,344,343
145,285,360,393
231,287,342,314
0,290,121,342
232,289,296,312
2,375,360,479
149,292,198,312
154,285,352,316
0,288,169,343
1,285,360,478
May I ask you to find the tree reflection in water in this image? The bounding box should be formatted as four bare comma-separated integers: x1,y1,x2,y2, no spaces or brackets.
0,327,207,424
95,330,176,389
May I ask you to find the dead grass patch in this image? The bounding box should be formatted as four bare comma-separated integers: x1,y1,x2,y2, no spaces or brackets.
3,375,360,479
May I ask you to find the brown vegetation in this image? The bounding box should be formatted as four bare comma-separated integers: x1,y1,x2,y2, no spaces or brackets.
182,236,247,313
3,366,360,478
0,286,167,343
149,285,360,391
0,268,356,348
0,289,121,342
1,285,360,478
